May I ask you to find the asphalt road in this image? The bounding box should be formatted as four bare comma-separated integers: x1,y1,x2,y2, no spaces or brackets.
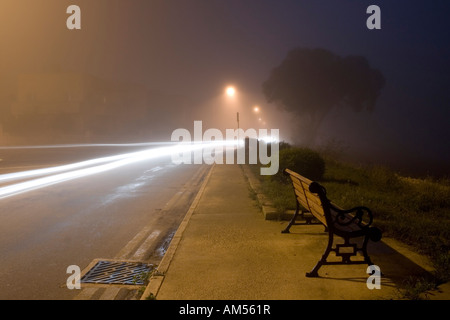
0,144,210,299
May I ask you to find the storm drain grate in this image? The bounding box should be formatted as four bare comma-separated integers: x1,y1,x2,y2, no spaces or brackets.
81,260,153,285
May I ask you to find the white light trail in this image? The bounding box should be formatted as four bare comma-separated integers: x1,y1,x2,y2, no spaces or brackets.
259,136,279,144
0,141,235,200
0,142,172,150
0,153,143,183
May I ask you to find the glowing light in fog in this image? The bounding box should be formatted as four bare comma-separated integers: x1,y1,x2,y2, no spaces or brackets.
260,136,279,144
226,86,236,97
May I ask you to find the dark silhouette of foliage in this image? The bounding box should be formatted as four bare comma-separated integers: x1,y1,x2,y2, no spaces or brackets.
262,48,385,145
273,147,325,183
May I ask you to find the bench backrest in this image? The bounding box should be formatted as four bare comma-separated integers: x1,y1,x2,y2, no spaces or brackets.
284,169,328,227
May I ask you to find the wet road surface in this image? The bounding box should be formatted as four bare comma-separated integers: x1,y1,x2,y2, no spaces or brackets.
0,145,210,299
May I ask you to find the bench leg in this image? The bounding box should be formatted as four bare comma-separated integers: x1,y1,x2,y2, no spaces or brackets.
306,235,333,277
281,208,301,233
361,235,374,266
361,235,385,275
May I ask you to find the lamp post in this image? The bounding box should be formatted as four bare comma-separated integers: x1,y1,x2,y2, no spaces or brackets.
237,111,240,145
225,86,240,145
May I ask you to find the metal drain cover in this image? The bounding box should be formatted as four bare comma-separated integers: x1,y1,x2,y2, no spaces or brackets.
81,260,153,285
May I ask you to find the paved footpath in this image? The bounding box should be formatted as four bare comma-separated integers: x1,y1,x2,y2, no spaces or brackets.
142,164,449,300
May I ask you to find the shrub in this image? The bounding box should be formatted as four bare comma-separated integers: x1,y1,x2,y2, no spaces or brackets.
275,147,325,182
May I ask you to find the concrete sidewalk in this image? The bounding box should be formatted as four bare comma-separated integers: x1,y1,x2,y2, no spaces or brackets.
141,164,447,300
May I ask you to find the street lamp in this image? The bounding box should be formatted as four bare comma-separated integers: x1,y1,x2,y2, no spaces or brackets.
226,86,236,98
237,111,240,132
225,85,240,145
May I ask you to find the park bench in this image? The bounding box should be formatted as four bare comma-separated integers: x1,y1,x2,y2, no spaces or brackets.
282,168,382,277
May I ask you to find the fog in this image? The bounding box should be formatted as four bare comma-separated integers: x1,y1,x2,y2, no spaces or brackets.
0,0,449,177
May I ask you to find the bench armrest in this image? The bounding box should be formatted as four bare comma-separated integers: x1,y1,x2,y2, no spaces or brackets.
329,203,374,228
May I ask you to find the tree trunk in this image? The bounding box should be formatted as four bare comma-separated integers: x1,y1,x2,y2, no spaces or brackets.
293,108,328,147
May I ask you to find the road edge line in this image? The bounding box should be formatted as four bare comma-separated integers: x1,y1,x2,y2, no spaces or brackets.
140,164,215,300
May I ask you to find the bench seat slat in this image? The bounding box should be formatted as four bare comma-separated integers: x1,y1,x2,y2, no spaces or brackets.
293,189,308,206
297,197,310,212
306,200,326,222
302,189,324,207
289,177,323,208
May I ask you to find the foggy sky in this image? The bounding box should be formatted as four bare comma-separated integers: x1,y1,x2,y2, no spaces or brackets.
0,0,449,176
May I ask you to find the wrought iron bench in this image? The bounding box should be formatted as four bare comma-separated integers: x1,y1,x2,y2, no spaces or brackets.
282,168,382,277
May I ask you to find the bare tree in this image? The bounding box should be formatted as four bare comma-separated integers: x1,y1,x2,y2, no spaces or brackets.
263,48,385,145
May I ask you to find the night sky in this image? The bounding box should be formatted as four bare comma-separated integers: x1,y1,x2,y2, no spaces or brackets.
0,0,449,176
